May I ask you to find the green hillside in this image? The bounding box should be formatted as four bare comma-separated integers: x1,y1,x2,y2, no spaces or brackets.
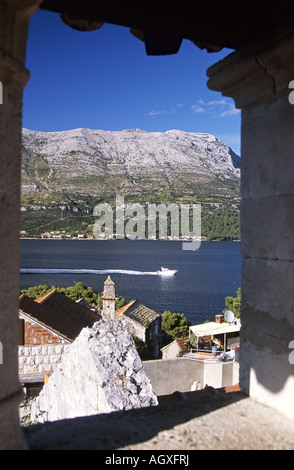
20,188,240,240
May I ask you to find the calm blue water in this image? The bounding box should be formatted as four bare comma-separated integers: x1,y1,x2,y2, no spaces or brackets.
20,239,241,325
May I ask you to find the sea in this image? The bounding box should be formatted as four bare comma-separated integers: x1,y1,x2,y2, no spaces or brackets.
20,239,241,325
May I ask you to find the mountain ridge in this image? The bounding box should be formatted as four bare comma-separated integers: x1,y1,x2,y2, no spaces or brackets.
20,128,241,240
21,127,240,198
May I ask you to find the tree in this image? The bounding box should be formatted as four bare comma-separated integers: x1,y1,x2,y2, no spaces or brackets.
115,295,126,310
21,282,126,310
21,282,99,306
223,287,241,318
161,310,191,339
21,284,55,299
57,282,99,306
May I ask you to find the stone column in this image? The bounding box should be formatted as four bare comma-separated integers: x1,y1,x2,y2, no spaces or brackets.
0,0,41,449
207,32,294,418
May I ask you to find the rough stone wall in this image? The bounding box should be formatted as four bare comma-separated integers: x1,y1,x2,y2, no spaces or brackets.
161,341,181,360
239,91,294,418
30,319,158,423
207,33,294,419
0,0,43,450
19,344,70,378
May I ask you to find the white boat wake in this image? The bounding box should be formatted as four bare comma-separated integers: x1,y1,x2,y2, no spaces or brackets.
20,268,177,276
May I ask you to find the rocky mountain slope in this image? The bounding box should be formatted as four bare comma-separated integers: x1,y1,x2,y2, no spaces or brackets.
20,128,241,239
21,128,240,199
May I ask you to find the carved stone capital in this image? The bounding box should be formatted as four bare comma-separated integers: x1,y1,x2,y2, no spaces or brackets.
0,0,42,87
0,51,30,87
207,32,294,109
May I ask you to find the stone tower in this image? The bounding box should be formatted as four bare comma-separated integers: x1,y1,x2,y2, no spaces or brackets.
102,276,116,320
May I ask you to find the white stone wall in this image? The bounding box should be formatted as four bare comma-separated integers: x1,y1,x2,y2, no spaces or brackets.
161,341,180,360
18,344,70,378
143,357,239,396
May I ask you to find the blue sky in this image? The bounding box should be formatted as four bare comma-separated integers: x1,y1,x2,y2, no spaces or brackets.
23,9,241,154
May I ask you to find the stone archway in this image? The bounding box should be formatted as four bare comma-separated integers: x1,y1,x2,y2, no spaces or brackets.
1,1,294,449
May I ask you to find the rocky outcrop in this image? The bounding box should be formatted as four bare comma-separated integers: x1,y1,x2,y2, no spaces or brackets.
30,319,158,423
21,128,240,197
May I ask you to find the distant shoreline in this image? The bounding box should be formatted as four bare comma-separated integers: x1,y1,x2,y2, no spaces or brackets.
20,237,240,242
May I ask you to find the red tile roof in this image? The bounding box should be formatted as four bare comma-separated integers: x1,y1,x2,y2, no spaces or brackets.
116,300,160,325
175,336,189,354
115,300,136,319
19,290,101,342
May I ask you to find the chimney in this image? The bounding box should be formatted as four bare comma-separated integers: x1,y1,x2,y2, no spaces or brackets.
101,276,116,320
215,314,224,324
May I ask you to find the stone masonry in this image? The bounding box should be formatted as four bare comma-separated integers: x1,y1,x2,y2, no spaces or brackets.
207,33,294,419
30,319,158,423
19,344,70,378
0,0,43,449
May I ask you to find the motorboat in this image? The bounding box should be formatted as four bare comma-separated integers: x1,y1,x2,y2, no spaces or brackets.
157,266,177,276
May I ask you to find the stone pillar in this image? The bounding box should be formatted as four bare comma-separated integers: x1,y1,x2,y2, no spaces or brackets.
102,276,116,320
0,0,41,449
207,32,294,418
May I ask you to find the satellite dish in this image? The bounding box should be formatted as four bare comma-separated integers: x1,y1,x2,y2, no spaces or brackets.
225,310,234,323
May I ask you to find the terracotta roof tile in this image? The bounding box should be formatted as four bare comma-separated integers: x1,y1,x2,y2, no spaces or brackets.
175,336,189,353
34,289,57,303
116,300,160,326
19,291,101,342
115,300,136,319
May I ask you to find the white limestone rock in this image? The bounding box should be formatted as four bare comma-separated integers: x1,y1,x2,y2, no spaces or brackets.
21,128,240,197
30,319,158,423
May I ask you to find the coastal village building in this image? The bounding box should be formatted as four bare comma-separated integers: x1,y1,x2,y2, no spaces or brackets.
189,314,241,357
161,315,241,360
18,276,162,395
116,300,162,358
161,336,189,360
18,290,101,396
101,276,162,358
19,290,100,345
19,276,161,351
